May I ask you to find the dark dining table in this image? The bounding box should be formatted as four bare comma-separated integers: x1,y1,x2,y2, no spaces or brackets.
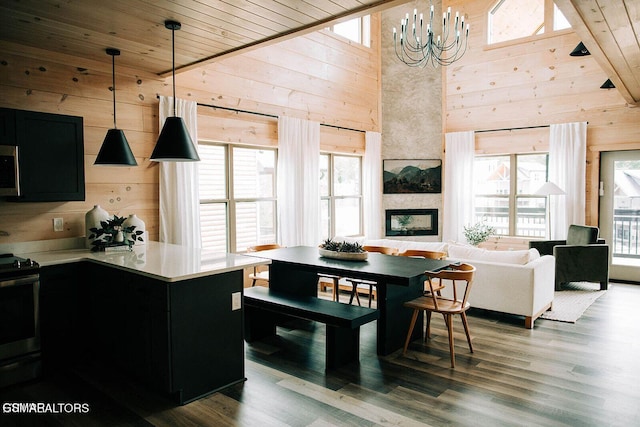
246,246,451,355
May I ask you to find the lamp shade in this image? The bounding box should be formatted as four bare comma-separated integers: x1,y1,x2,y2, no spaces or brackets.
94,129,137,166
150,116,200,161
534,181,565,196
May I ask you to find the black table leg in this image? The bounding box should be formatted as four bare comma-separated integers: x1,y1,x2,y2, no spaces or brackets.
376,279,423,355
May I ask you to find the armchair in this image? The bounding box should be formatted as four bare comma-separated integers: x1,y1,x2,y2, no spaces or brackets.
529,225,609,291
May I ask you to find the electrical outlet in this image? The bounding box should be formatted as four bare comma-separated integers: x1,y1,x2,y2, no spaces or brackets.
53,217,64,232
231,292,241,311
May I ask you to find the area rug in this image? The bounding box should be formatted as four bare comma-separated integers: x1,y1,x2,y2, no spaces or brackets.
540,282,607,323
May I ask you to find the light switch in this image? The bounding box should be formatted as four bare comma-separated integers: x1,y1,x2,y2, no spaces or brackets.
53,217,64,232
232,292,242,311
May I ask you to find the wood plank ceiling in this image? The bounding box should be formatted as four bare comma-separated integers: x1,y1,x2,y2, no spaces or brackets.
555,0,640,106
0,0,637,105
0,0,404,76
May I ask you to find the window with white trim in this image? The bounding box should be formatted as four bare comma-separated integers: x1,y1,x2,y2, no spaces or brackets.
327,15,371,47
473,153,549,237
320,153,363,239
199,143,277,253
488,0,570,45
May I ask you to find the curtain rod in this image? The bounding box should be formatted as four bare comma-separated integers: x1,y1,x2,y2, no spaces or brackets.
475,125,550,133
196,101,366,134
476,122,589,133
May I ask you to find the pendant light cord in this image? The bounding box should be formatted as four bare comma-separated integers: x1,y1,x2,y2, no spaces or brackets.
172,26,177,117
111,52,117,129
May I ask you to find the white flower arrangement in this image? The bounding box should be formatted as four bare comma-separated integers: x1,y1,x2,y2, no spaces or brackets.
463,219,496,246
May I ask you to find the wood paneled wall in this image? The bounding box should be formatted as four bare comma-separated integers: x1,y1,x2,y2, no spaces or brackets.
0,15,380,244
0,42,163,243
444,0,640,230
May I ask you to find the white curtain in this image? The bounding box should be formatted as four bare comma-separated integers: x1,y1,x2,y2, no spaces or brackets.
443,131,475,243
364,131,382,239
158,96,202,247
549,122,587,238
277,116,320,246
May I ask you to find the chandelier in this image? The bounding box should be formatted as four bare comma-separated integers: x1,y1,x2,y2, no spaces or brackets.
393,1,469,67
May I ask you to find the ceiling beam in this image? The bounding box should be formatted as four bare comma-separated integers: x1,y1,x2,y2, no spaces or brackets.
164,0,409,77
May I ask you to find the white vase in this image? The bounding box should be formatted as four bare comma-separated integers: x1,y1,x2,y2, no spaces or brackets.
123,214,146,246
85,205,110,248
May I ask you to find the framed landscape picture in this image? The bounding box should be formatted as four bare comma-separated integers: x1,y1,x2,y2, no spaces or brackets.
383,159,442,194
385,209,438,236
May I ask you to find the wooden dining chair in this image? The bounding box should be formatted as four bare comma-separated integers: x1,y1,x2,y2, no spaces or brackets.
246,244,282,286
345,245,399,307
398,249,448,294
403,263,476,368
398,249,447,260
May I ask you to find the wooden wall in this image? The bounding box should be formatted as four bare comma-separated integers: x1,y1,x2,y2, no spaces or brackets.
0,15,380,244
0,42,163,243
444,0,640,247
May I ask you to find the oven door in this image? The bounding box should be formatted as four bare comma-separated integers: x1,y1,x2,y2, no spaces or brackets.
0,274,40,360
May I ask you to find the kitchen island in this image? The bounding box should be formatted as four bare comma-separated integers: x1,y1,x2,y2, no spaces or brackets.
19,242,270,405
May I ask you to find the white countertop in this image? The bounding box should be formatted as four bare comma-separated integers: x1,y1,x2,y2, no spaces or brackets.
18,241,270,282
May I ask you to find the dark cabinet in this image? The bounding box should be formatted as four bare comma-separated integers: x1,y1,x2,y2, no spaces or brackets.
39,263,88,372
39,260,245,404
86,263,244,404
1,108,85,202
88,263,171,392
0,108,17,144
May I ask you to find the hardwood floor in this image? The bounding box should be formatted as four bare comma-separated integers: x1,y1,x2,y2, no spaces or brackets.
2,283,640,426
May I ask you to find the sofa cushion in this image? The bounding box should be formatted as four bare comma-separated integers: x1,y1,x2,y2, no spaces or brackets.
448,243,537,265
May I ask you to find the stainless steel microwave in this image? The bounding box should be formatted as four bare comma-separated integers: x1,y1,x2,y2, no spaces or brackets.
0,145,20,197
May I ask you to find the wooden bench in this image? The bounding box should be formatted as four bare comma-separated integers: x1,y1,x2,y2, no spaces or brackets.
243,286,379,369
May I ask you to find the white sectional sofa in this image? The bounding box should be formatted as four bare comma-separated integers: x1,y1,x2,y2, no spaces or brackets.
345,237,555,328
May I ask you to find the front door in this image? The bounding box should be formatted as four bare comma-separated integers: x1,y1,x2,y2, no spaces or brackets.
599,150,640,282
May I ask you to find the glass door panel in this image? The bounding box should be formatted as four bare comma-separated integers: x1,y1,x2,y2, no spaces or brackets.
600,150,640,282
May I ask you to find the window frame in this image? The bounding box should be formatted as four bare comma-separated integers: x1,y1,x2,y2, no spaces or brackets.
473,152,549,237
198,141,278,253
320,152,364,239
326,15,371,47
486,0,571,47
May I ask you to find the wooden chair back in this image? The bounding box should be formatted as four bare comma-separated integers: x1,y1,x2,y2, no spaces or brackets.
247,244,282,286
247,243,281,252
362,245,399,255
425,263,475,311
399,249,447,260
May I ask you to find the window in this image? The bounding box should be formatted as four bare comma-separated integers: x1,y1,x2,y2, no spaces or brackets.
473,153,548,237
488,0,570,44
199,143,277,253
327,16,371,47
320,153,363,239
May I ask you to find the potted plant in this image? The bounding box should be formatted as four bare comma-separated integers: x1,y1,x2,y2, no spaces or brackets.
88,215,144,251
319,239,368,261
463,219,496,246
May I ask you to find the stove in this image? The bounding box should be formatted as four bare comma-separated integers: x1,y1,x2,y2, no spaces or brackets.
0,253,42,387
0,253,40,278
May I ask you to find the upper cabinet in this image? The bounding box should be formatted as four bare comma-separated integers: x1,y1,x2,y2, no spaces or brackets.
1,108,85,202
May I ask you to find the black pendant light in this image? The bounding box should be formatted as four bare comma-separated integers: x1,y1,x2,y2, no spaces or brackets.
569,42,590,57
95,48,137,166
600,79,615,89
150,20,200,162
